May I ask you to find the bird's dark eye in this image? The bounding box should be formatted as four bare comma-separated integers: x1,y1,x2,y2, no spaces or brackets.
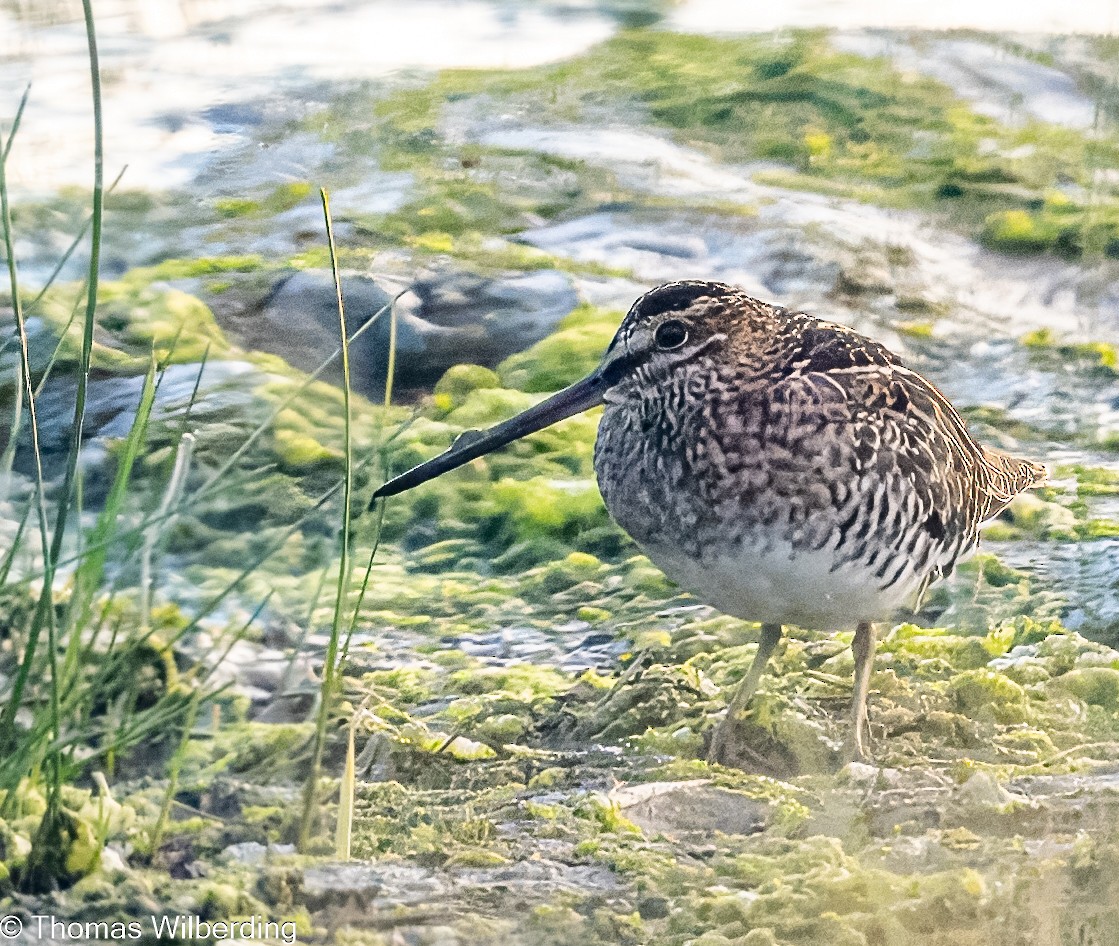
655,319,689,350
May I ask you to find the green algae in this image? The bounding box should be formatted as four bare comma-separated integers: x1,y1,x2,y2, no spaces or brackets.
123,254,267,282
215,182,312,219
327,83,636,273
376,341,634,560
34,279,229,370
351,29,1119,260
1056,464,1119,496
947,669,1030,724
1022,327,1119,376
981,493,1088,542
432,363,502,413
8,588,1118,946
498,306,621,393
1048,666,1119,707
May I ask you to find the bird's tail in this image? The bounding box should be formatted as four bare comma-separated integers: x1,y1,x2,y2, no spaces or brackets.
979,448,1048,521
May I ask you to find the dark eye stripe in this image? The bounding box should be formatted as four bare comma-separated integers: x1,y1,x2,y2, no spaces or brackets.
655,320,689,349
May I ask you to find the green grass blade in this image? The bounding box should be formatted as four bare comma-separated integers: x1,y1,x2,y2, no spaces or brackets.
140,432,195,632
299,188,354,852
31,292,82,398
0,84,30,164
340,514,383,665
26,165,126,314
20,6,103,885
0,84,31,481
0,497,31,585
58,358,157,718
67,357,156,635
0,104,63,756
147,691,201,854
335,719,356,859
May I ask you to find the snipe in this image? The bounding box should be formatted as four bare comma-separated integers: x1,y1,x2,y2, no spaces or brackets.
374,281,1045,764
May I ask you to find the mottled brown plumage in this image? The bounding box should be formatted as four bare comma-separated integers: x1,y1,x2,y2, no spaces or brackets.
375,280,1045,765
594,281,1043,630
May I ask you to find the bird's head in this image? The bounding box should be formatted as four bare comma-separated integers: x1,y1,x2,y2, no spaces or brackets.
372,280,760,499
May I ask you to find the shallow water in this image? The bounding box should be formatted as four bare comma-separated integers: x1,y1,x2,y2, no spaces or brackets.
670,0,1119,35
7,0,1119,194
1,0,616,190
833,32,1103,129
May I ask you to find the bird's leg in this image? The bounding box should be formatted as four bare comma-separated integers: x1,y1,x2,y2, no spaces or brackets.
843,621,877,763
708,623,783,764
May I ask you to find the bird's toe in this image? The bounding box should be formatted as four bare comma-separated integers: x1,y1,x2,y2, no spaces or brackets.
840,733,872,765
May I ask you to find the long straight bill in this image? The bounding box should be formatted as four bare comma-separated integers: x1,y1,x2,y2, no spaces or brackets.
372,370,608,499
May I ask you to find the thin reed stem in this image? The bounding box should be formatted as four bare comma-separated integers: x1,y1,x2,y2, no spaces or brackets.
299,188,354,851
0,94,56,751
0,84,31,482
140,433,195,632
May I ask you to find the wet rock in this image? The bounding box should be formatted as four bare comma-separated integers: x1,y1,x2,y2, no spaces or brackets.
0,313,62,378
219,265,580,395
638,895,671,919
221,841,295,865
558,631,630,673
231,269,394,396
876,835,952,873
1011,766,1119,805
446,627,567,665
252,690,316,724
194,639,277,689
240,650,308,693
953,772,1029,809
453,859,621,895
262,617,304,649
395,268,580,388
840,762,905,789
99,846,128,875
609,780,771,837
301,862,446,910
459,637,505,659
21,359,263,488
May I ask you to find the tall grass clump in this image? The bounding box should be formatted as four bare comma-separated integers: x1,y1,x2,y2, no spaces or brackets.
0,0,120,889
0,10,209,887
0,7,397,890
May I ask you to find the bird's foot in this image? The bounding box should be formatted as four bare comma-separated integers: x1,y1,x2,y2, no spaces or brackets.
840,731,872,765
706,712,737,766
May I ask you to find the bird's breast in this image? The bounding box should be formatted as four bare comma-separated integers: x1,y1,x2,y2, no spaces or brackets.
592,383,975,627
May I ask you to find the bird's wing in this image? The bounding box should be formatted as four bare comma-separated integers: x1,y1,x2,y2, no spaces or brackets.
787,316,1044,527
764,361,970,586
890,366,1047,523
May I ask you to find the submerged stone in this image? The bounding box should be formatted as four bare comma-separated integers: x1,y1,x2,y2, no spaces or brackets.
609,780,771,838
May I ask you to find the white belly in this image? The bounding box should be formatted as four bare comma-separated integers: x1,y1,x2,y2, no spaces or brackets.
640,536,928,630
